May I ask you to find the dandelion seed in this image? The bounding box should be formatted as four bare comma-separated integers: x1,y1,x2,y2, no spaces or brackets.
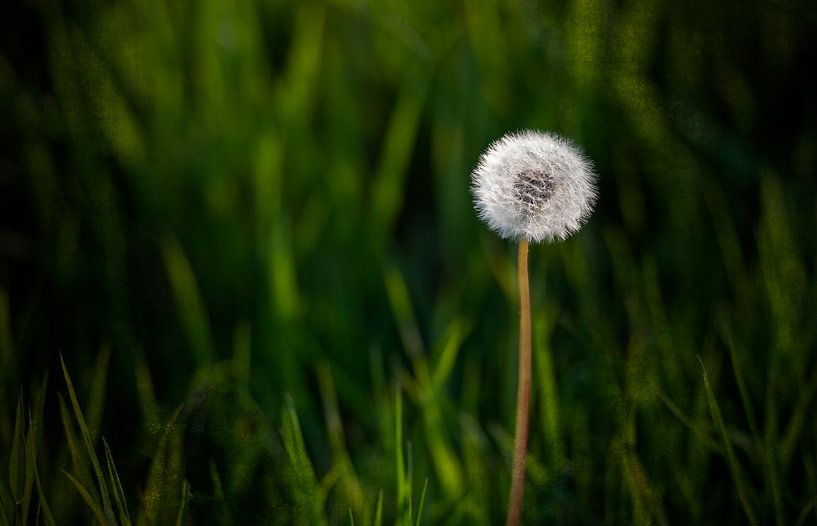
471,130,597,243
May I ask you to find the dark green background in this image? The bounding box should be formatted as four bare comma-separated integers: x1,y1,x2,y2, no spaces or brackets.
1,0,816,524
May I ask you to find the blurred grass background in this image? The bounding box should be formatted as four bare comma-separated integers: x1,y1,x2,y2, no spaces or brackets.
1,0,817,524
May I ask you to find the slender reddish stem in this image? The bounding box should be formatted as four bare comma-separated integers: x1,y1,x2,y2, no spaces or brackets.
506,239,532,526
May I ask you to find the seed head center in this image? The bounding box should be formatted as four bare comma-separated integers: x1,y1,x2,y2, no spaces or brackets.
513,169,554,214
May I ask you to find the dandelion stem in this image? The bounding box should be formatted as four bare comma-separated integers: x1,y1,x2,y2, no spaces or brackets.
506,238,531,526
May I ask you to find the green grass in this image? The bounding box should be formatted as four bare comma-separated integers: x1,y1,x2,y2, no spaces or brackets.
1,0,817,524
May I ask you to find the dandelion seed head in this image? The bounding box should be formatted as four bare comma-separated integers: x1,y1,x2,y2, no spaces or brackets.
471,130,597,243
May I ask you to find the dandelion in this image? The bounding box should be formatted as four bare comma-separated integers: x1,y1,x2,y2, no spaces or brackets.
471,130,597,526
471,130,597,243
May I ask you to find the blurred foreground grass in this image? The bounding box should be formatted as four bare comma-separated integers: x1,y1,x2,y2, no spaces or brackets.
1,0,817,524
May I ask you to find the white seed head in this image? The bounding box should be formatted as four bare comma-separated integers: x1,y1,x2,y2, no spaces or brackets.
471,130,597,243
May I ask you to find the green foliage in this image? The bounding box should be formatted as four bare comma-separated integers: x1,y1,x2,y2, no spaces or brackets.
281,395,326,526
1,0,817,524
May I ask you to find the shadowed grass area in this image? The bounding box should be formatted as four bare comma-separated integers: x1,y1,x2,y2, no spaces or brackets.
1,0,817,524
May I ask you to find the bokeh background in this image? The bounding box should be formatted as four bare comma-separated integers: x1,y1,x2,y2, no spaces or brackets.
1,0,816,524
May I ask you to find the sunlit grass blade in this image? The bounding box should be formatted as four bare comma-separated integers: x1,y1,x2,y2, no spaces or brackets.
383,262,425,360
395,384,410,526
430,318,470,393
281,395,326,526
384,265,463,498
372,489,383,526
104,438,132,526
371,75,428,238
699,357,758,526
317,363,365,519
276,3,325,127
459,414,490,519
415,478,428,526
406,441,414,526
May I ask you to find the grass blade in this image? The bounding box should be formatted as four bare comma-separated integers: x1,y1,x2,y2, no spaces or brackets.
174,480,190,526
134,356,162,438
372,489,383,526
28,410,56,526
33,459,56,526
385,267,463,499
86,346,111,446
281,395,326,526
383,263,425,360
415,478,428,526
21,419,36,525
104,438,132,526
699,357,758,526
31,373,48,446
60,354,116,524
139,424,170,525
782,366,817,470
371,74,428,237
0,289,14,414
162,236,215,366
794,496,817,526
209,462,232,526
317,363,365,518
62,470,108,525
534,310,564,471
395,384,409,526
717,317,763,461
8,394,24,502
0,474,13,526
655,388,721,453
139,409,188,526
430,318,470,392
58,394,92,488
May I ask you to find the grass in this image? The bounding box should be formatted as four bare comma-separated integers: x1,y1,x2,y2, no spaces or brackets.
1,0,817,524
